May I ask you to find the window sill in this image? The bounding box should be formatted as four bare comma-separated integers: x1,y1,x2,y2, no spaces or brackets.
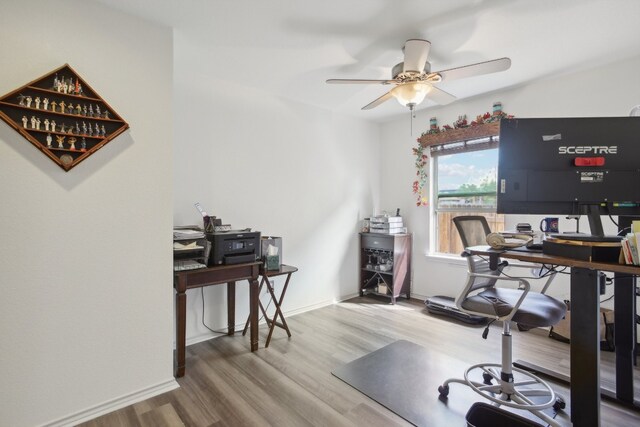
424,252,467,266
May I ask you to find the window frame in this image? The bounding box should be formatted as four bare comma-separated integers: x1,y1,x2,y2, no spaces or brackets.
429,146,502,255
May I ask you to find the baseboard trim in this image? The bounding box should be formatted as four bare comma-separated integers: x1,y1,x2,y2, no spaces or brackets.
41,378,179,427
185,298,338,347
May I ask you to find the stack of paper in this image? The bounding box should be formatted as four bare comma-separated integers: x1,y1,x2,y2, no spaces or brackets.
369,216,407,234
173,228,205,240
173,241,204,251
173,259,207,271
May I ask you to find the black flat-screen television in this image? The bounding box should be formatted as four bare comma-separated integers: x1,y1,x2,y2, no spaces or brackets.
497,117,640,241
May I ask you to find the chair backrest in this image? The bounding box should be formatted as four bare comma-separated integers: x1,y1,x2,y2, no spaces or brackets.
453,215,499,292
452,216,492,248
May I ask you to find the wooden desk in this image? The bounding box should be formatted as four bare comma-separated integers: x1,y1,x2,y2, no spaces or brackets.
173,262,261,377
467,246,640,427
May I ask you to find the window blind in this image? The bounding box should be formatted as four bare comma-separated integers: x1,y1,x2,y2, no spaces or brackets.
429,136,499,157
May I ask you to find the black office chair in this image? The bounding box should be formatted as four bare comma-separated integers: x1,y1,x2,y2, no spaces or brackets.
438,216,567,426
455,215,557,314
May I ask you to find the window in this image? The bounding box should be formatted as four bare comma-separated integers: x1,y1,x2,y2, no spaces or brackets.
433,147,504,254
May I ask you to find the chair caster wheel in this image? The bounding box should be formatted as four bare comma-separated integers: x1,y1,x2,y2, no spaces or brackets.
553,396,566,411
438,385,449,397
482,373,493,384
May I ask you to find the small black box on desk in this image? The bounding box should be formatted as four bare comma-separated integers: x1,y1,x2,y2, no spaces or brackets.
542,238,621,263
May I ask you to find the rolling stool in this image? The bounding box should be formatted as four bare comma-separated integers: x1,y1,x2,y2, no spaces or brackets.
242,264,298,347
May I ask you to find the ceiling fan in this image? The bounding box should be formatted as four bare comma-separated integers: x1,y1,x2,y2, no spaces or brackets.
326,39,511,112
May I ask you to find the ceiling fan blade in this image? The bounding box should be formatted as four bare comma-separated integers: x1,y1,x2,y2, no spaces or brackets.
403,39,431,73
362,91,394,110
326,78,395,85
437,57,511,81
427,86,457,105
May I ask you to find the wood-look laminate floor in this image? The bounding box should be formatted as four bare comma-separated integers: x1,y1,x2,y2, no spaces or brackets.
81,296,640,427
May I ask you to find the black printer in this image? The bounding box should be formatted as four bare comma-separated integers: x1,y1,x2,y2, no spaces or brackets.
206,230,261,266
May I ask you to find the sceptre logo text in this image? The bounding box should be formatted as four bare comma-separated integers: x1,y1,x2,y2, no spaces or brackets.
558,146,617,154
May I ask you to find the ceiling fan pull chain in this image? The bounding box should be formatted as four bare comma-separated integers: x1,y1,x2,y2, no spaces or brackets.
410,105,416,135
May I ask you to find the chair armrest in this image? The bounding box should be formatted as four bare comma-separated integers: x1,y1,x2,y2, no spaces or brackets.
467,273,531,322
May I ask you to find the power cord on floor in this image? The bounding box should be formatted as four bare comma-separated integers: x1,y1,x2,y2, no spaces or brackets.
200,284,276,334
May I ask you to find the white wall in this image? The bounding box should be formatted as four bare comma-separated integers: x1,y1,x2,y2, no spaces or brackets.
380,55,640,304
173,34,381,343
0,1,174,426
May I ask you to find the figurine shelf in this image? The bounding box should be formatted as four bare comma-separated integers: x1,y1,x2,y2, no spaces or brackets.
0,64,129,171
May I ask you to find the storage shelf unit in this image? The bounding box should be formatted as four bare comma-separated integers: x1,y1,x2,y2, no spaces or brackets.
0,64,129,171
359,232,412,304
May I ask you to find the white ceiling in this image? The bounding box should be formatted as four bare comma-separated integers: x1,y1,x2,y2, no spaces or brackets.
95,0,640,122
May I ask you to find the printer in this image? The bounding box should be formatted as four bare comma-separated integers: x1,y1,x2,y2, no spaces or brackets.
206,230,261,266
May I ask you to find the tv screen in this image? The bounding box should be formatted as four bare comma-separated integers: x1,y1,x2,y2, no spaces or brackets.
497,117,640,238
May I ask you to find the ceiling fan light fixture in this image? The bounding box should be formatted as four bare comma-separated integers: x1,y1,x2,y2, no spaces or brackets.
391,82,431,108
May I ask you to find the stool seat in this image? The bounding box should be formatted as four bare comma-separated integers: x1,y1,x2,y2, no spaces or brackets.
242,264,298,347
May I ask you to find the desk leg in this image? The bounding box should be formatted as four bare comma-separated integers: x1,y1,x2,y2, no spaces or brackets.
614,273,636,404
570,267,601,427
265,273,293,347
227,281,236,335
175,288,186,378
243,276,267,336
250,277,259,351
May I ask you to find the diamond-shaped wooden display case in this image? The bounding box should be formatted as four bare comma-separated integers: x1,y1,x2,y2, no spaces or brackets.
0,64,129,171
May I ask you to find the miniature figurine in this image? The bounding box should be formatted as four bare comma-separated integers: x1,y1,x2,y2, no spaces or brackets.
17,94,26,106
80,137,87,152
43,98,49,111
25,96,32,108
60,123,66,133
82,122,87,135
56,135,65,148
44,119,50,131
30,116,36,129
67,103,74,114
68,137,77,151
75,104,82,115
75,122,80,135
52,74,59,91
95,105,101,117
101,125,106,137
35,118,41,130
88,105,94,117
21,116,28,128
82,105,88,116
94,123,100,135
62,81,68,94
51,120,57,132
103,110,110,119
34,97,41,109
46,133,52,148
51,101,57,113
59,101,66,113
87,125,93,137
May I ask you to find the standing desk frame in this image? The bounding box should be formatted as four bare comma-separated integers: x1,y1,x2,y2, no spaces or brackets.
467,246,639,427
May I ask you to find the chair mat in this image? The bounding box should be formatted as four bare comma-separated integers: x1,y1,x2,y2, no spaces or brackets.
332,340,470,426
331,339,562,426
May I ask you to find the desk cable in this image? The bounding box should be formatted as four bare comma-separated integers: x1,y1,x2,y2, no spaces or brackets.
200,286,274,335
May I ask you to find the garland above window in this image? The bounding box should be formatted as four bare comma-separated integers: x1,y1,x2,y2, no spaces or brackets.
411,102,513,207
